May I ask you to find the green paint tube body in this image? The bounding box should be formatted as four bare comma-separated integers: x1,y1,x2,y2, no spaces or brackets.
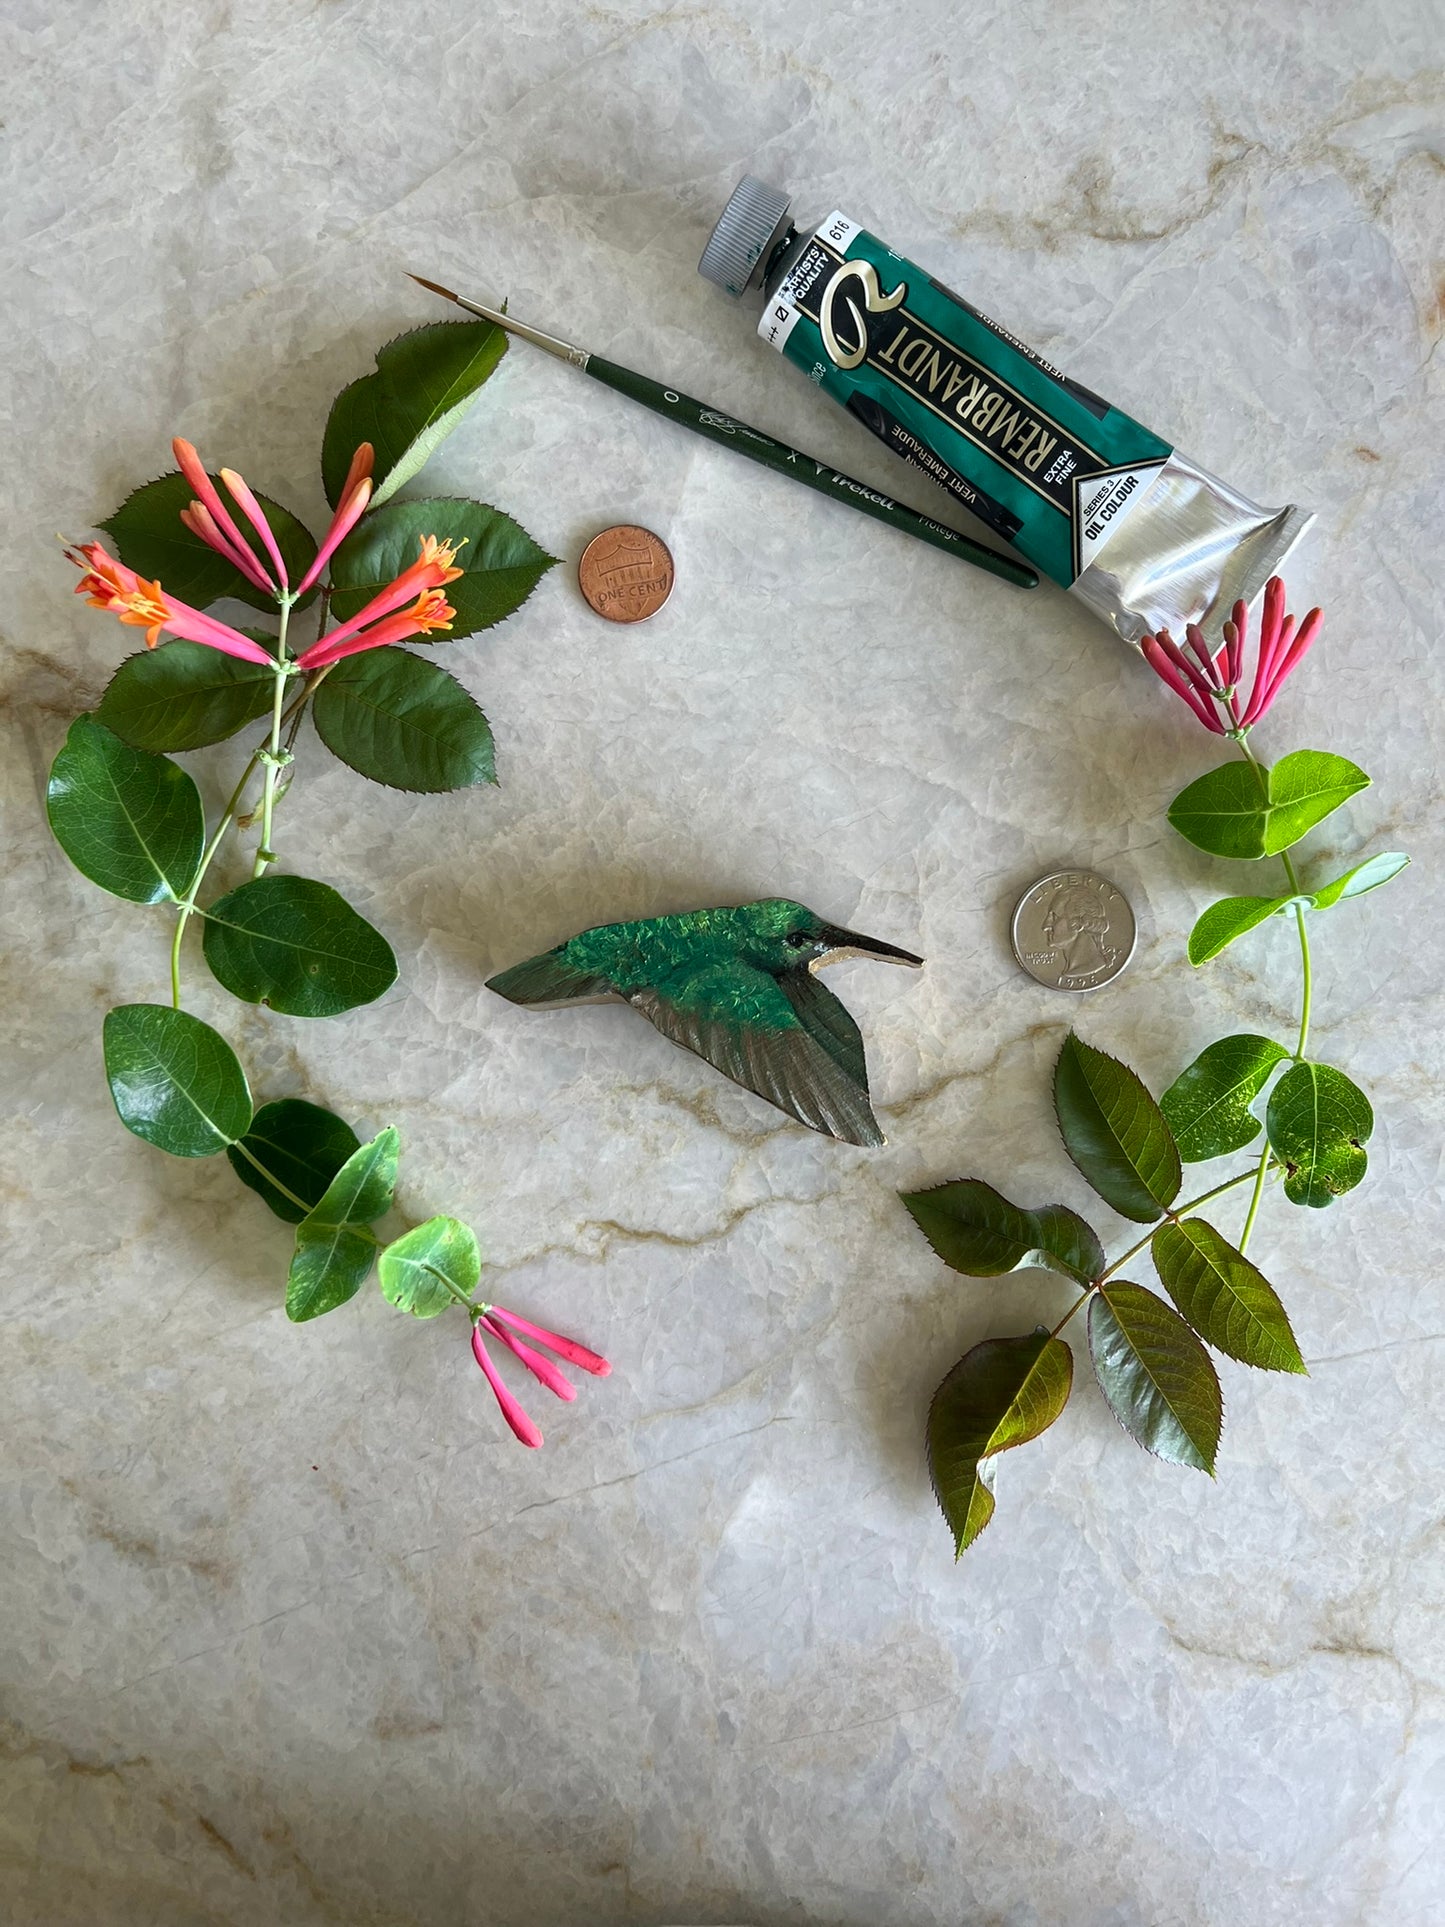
700,180,1311,643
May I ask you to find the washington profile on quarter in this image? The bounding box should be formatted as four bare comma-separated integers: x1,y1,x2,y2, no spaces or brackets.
577,524,675,623
1010,871,1136,993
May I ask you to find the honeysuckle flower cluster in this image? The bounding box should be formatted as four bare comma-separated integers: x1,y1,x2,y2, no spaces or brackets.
470,1303,612,1448
69,435,464,670
1140,576,1323,734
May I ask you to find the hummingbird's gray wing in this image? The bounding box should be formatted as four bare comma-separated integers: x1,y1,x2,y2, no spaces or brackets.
628,963,884,1147
486,947,614,1008
778,965,870,1094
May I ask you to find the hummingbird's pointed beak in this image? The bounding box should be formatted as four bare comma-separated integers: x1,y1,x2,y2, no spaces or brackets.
817,924,924,968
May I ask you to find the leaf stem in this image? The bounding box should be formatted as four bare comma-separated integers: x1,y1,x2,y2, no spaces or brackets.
253,598,294,881
1238,1141,1273,1254
1096,1166,1264,1285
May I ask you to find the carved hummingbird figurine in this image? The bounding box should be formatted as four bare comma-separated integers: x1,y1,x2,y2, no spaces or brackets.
487,899,923,1146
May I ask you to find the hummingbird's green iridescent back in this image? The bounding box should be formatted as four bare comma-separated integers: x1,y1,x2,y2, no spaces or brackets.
487,899,922,1147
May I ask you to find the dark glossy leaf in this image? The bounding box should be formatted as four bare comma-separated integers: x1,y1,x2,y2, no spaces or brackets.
1160,1034,1289,1162
1308,851,1409,909
1168,751,1370,860
378,1215,479,1318
47,717,202,903
927,1332,1073,1555
328,497,556,639
94,641,277,751
103,1004,252,1157
1152,1219,1306,1373
227,1098,361,1224
100,471,317,613
901,1178,1104,1285
202,875,397,1017
1266,1062,1373,1208
1187,893,1288,965
311,646,496,793
1053,1031,1181,1222
321,322,506,508
286,1126,398,1322
1088,1282,1221,1472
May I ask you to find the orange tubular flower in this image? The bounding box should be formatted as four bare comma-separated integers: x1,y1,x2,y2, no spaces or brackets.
295,443,375,595
294,535,465,670
69,543,278,665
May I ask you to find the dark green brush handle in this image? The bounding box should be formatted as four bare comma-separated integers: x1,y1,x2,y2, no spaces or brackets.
583,355,1038,591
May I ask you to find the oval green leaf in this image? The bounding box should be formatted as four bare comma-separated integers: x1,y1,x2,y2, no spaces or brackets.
1087,1282,1222,1473
1308,851,1409,909
227,1098,362,1224
101,471,317,613
103,1003,252,1157
95,641,277,752
1160,1034,1289,1162
202,875,397,1018
1187,893,1290,965
321,322,507,509
311,646,496,793
328,497,557,640
286,1126,398,1322
901,1178,1104,1285
1262,750,1370,855
1266,1062,1373,1208
927,1332,1074,1556
378,1215,480,1319
48,716,202,904
1053,1031,1181,1222
1167,760,1270,860
1151,1219,1306,1373
1168,751,1370,860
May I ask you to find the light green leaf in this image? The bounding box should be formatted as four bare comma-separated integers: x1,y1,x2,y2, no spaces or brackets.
1188,894,1290,965
327,497,557,639
1308,851,1409,909
311,646,496,793
94,642,277,752
47,716,202,904
286,1126,398,1322
1262,751,1371,855
378,1215,479,1319
927,1332,1074,1555
1266,1062,1373,1208
1160,1034,1289,1162
1167,751,1370,860
900,1178,1103,1285
321,323,507,509
103,1004,252,1157
202,875,397,1018
227,1098,361,1224
1053,1031,1181,1222
1088,1281,1222,1472
1151,1219,1306,1373
100,471,318,613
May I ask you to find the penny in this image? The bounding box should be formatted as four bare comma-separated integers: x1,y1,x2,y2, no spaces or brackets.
1010,871,1136,993
577,524,675,623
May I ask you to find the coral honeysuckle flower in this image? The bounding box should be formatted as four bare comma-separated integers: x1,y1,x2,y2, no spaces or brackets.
68,543,277,665
469,1302,611,1448
295,443,375,595
1140,576,1323,734
293,535,465,670
172,438,280,596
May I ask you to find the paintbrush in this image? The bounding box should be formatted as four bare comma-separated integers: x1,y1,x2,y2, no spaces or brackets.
407,274,1037,591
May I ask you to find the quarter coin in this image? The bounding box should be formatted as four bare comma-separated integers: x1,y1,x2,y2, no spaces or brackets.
1010,871,1136,992
577,524,675,623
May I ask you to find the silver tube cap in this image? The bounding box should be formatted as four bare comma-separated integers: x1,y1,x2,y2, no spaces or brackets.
699,177,793,297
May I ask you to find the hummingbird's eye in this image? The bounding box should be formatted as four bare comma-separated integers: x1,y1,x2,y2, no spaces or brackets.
785,930,811,949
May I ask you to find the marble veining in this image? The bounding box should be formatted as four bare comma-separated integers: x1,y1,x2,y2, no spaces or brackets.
2,2,1443,1923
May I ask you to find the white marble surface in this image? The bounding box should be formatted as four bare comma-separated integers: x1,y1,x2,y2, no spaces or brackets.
4,3,1444,1922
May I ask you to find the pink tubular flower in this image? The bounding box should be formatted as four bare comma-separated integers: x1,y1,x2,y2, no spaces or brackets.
469,1302,611,1447
296,444,374,595
68,543,277,664
294,535,465,670
172,438,279,596
1140,577,1323,734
